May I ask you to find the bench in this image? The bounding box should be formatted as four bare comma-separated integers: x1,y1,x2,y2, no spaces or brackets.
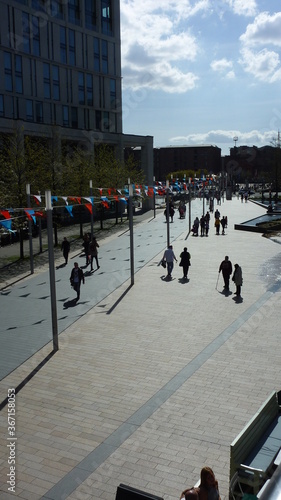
229,391,281,498
115,483,164,500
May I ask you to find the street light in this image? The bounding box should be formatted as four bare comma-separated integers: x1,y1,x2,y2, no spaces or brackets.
26,183,34,274
90,180,94,239
45,190,59,352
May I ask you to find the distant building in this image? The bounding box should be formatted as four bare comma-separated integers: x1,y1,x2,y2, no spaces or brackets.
0,0,153,183
153,145,222,180
223,145,276,183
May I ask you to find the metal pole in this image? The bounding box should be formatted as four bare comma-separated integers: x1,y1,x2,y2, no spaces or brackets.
90,179,94,240
45,190,59,352
202,176,205,216
128,182,134,286
166,180,170,247
153,176,156,219
189,177,191,233
26,183,34,274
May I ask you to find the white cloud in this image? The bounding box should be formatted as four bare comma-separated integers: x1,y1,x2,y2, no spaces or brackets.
210,58,233,72
120,0,209,92
224,0,257,17
169,129,276,147
239,47,281,83
240,12,281,47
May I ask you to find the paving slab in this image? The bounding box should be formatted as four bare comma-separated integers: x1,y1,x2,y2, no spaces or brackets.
1,197,281,500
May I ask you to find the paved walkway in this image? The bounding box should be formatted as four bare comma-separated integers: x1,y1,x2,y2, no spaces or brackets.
1,197,281,500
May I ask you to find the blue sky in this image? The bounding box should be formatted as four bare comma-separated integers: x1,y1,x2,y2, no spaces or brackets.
120,0,281,156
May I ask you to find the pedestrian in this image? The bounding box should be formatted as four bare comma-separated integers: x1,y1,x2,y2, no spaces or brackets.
163,244,177,277
214,208,220,219
61,237,70,265
219,256,232,291
232,263,243,297
82,233,90,266
89,237,100,271
214,217,221,235
192,217,199,236
200,215,205,236
221,216,227,235
205,218,209,237
70,262,85,302
180,467,220,500
179,247,191,279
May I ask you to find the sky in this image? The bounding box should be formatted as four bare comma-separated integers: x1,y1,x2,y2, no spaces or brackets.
120,0,281,156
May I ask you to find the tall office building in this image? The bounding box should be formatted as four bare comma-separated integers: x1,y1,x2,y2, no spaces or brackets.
0,0,153,181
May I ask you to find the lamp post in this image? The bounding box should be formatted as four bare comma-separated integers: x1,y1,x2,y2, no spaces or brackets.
90,179,94,240
202,175,206,216
26,183,34,274
45,190,59,352
188,177,191,232
166,180,170,247
153,176,156,219
128,180,134,286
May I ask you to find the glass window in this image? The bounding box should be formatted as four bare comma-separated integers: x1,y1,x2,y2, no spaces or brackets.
101,0,112,36
0,95,4,116
26,99,33,121
86,73,93,106
69,29,76,66
63,105,69,126
110,78,116,108
35,101,43,123
101,40,108,74
22,12,31,54
43,63,51,99
94,37,100,72
52,65,60,100
103,111,109,130
60,26,67,63
51,0,63,19
71,107,78,128
32,16,40,56
68,0,80,26
96,110,101,130
15,55,23,94
78,72,85,105
85,0,96,30
32,0,44,11
4,52,13,92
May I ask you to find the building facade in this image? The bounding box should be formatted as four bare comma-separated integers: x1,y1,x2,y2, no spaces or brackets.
153,145,221,180
0,0,153,182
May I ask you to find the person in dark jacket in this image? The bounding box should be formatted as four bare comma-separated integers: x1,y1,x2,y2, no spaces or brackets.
219,256,232,291
179,247,191,279
61,237,70,264
70,262,85,302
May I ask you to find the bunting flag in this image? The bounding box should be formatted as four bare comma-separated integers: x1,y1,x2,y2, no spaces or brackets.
35,211,44,218
0,210,11,219
99,188,103,195
51,196,58,204
65,205,74,217
113,195,119,202
24,209,36,224
85,203,93,214
0,219,12,230
62,196,68,205
101,196,109,202
33,195,41,205
84,197,94,203
108,188,112,196
119,197,127,205
147,187,154,197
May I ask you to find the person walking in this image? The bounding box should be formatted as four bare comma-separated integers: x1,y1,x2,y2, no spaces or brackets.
221,216,227,235
219,256,232,291
70,262,85,302
179,247,191,279
89,236,100,271
232,263,243,297
163,244,177,277
214,217,221,235
82,233,90,266
61,237,70,265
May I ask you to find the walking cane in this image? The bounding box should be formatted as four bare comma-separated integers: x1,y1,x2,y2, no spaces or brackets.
215,271,220,290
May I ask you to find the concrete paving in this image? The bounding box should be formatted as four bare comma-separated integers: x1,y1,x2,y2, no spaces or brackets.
1,197,281,500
